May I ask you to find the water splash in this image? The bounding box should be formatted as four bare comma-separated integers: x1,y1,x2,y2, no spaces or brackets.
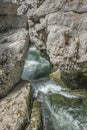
44,97,87,130
22,44,52,80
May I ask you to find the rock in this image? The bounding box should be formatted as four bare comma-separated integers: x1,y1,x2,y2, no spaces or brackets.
0,15,28,33
0,0,28,33
0,28,29,98
26,100,42,130
49,70,61,82
17,4,28,15
0,81,31,130
64,0,87,13
41,103,55,130
27,0,87,88
48,93,82,109
33,0,66,18
0,0,18,15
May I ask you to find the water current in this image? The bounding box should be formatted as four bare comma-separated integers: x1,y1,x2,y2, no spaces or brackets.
22,44,87,130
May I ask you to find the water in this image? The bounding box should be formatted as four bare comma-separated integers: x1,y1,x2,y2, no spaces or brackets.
44,98,87,130
22,44,87,130
31,78,87,130
22,44,52,80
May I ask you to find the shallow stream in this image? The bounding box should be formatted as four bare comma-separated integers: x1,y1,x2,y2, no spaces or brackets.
22,44,87,130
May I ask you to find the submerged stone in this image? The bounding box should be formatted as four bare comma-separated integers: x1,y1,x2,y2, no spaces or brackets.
41,104,55,130
47,93,82,109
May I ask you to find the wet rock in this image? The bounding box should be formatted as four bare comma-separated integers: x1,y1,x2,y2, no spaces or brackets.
0,81,31,130
0,28,29,98
48,93,82,109
41,104,55,130
49,69,67,89
26,100,42,130
49,69,61,81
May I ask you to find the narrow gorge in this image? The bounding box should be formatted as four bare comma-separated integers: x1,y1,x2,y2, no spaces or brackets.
0,0,87,130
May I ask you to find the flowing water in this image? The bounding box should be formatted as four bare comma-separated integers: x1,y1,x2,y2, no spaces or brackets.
22,44,87,130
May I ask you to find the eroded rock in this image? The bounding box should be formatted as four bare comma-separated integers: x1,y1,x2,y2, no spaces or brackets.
0,81,31,130
0,28,29,97
0,0,18,15
26,100,42,130
27,0,87,88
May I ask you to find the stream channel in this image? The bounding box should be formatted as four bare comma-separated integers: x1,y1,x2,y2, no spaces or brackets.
22,44,87,130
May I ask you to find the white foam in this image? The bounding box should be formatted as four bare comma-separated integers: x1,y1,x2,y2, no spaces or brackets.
45,100,86,130
59,91,77,98
35,83,62,97
29,46,37,51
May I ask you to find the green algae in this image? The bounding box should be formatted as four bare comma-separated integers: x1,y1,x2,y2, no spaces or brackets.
47,93,83,109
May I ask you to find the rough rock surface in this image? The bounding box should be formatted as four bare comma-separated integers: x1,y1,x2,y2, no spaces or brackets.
0,28,29,97
0,81,30,130
0,0,18,15
26,0,87,88
26,100,42,130
0,0,29,97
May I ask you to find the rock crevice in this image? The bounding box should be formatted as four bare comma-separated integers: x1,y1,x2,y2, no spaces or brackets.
27,0,87,88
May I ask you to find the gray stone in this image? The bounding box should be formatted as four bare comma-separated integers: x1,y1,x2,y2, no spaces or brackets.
0,28,29,97
0,81,30,130
26,100,42,130
17,4,28,15
0,15,28,33
27,0,87,88
0,0,18,15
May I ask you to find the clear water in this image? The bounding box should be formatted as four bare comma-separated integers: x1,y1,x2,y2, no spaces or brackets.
22,44,52,80
45,98,87,130
31,78,87,130
22,44,87,130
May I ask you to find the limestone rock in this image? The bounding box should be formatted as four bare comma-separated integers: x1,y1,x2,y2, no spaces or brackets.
17,4,28,15
0,0,18,15
27,0,87,88
0,28,29,98
49,69,61,82
0,81,30,130
0,15,28,33
26,100,42,130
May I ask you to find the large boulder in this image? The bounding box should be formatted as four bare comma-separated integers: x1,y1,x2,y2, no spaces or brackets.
0,81,31,130
0,0,29,97
0,28,29,98
27,0,87,88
